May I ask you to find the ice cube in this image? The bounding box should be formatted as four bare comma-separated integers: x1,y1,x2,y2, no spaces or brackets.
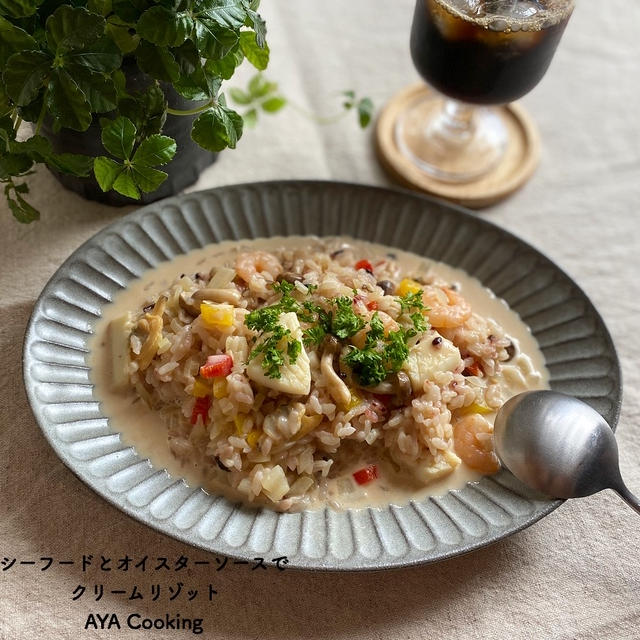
481,0,544,18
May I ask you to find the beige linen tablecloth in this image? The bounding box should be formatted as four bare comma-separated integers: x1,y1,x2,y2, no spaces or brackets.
1,2,639,638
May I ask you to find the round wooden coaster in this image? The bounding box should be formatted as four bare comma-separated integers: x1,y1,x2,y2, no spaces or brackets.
375,83,541,208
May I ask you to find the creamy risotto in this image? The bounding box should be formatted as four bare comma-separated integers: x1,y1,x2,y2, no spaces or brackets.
90,237,547,511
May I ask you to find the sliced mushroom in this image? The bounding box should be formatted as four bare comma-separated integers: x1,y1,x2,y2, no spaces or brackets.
376,280,395,295
320,338,351,410
394,371,412,402
323,334,340,355
178,292,200,316
136,296,167,371
365,380,394,394
192,287,242,305
208,266,236,288
278,271,304,285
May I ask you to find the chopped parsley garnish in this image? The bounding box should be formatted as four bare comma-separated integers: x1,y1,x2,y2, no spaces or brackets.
331,296,366,339
399,290,425,312
249,326,290,379
410,311,427,333
345,325,414,387
244,281,303,379
244,279,430,383
365,312,385,348
399,289,429,333
343,348,386,386
303,325,326,348
287,339,301,363
246,305,281,333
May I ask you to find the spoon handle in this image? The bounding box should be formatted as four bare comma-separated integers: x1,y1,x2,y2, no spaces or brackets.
614,484,640,516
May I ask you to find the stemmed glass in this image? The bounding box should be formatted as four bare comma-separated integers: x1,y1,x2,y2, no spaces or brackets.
395,0,574,182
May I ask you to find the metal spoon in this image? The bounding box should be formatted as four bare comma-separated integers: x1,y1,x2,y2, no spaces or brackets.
494,390,640,514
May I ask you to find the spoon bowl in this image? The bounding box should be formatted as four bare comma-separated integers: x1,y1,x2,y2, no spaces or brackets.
494,390,640,514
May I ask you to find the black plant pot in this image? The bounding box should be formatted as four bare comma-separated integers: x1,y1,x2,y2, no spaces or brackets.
43,62,216,207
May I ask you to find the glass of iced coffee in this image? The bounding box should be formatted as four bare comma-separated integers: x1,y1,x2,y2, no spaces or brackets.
396,0,574,182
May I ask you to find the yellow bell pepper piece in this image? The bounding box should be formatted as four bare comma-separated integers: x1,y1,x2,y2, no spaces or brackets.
246,430,261,448
347,390,362,411
213,378,228,399
397,278,422,297
191,377,211,398
294,414,323,440
200,302,234,328
459,402,493,416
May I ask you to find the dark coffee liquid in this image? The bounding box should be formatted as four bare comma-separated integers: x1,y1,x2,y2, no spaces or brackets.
411,0,572,105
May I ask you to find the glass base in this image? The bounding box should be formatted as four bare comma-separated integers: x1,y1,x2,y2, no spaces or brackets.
394,92,508,183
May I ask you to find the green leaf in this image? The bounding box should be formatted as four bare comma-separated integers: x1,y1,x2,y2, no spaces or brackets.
87,0,112,17
112,168,139,199
94,156,123,191
194,19,238,59
0,151,33,178
137,6,192,47
135,40,179,82
191,103,243,152
17,93,42,122
0,89,10,117
204,46,243,80
132,134,176,167
0,0,42,19
248,73,275,98
5,182,39,222
106,16,140,54
3,50,50,105
130,164,166,192
46,6,105,53
47,152,93,176
8,133,51,158
173,39,200,75
244,8,266,48
46,68,92,131
239,30,268,70
118,84,167,138
101,115,136,159
65,37,122,72
174,61,221,101
196,0,246,28
261,96,286,113
229,87,250,104
0,15,37,68
242,107,256,128
0,114,13,149
73,67,117,113
357,96,374,128
111,0,146,24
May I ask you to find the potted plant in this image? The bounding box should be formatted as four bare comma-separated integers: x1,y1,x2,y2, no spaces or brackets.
0,0,269,220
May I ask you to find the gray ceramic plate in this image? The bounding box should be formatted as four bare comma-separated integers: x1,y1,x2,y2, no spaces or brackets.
23,181,621,570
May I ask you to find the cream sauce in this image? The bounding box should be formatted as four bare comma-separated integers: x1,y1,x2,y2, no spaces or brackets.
89,236,549,510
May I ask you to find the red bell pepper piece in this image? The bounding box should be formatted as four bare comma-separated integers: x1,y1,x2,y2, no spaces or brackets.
352,464,379,485
355,259,374,274
191,396,211,425
200,354,233,378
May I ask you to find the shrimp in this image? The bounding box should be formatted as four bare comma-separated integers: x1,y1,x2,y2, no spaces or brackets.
235,251,283,284
453,413,500,474
422,286,471,329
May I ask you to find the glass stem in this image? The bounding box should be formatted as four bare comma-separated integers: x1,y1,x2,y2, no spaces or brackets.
428,99,477,149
